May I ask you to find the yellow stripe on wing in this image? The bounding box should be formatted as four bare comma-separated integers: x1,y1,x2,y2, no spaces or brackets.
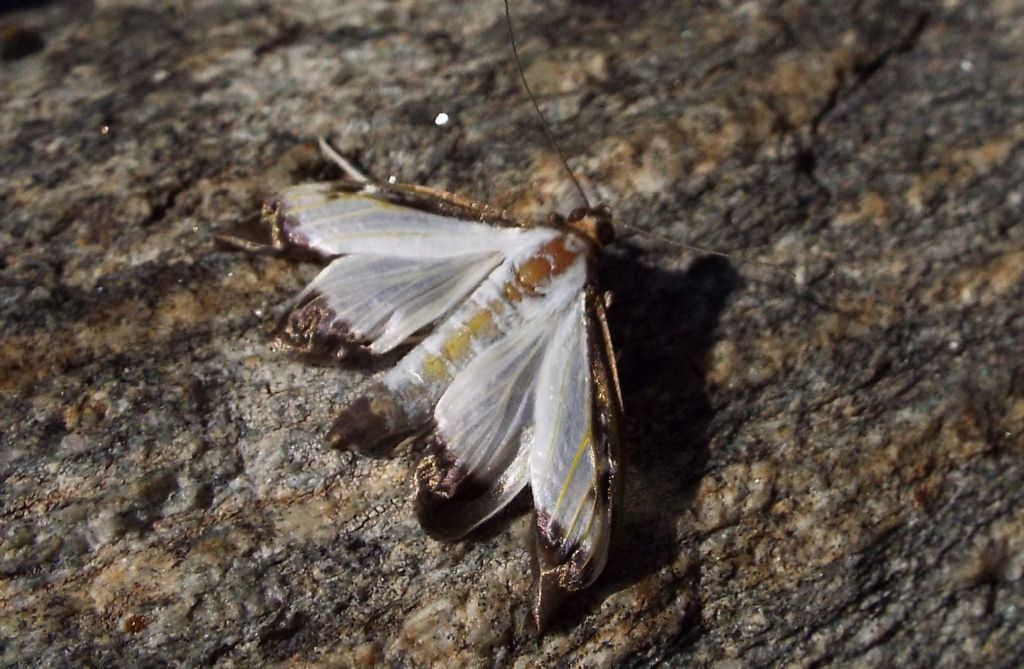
551,427,592,518
562,479,592,545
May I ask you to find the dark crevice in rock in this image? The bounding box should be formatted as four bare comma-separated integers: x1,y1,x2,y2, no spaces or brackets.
849,11,931,93
258,610,307,651
800,11,932,191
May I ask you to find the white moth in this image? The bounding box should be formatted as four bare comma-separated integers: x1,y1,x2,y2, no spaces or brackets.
248,163,624,631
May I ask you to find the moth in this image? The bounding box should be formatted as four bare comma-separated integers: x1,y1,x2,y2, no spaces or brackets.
248,161,623,631
233,0,626,632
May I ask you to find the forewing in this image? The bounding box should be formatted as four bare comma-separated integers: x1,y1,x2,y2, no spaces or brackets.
415,313,558,539
528,289,622,631
266,182,526,258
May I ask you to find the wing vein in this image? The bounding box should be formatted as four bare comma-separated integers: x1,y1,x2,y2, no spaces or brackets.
552,429,591,517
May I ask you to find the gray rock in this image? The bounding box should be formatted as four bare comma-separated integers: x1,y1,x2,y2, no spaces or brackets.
1,0,1022,666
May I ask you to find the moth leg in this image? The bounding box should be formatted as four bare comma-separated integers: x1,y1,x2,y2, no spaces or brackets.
318,137,372,183
591,289,624,412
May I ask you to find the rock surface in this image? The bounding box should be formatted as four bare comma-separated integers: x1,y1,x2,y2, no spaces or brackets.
2,0,1023,666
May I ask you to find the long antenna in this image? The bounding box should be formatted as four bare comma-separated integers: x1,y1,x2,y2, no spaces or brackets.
618,223,798,279
504,0,590,208
503,1,795,282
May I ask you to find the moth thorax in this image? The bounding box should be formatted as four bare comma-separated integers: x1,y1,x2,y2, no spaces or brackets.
566,204,614,247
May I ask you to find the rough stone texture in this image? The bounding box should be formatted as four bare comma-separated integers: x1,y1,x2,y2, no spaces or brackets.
2,0,1022,666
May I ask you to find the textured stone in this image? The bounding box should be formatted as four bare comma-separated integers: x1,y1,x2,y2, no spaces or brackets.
1,0,1022,666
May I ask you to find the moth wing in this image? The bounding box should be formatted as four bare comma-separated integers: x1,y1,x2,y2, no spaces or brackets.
265,183,545,355
528,289,622,631
415,312,560,539
266,182,525,258
284,251,503,355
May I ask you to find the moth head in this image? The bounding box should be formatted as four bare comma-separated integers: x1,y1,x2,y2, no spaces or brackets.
565,204,614,247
